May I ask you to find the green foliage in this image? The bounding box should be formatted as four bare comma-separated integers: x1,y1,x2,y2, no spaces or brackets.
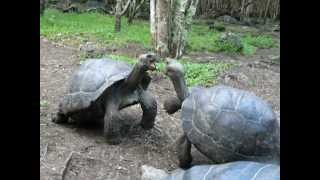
242,43,257,56
242,34,278,49
40,100,49,107
40,9,277,56
214,33,243,54
107,54,137,65
89,54,231,87
187,24,221,52
180,59,232,87
214,24,226,32
215,40,242,53
40,9,151,48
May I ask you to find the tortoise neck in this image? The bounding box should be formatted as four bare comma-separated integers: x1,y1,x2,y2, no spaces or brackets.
125,62,146,90
170,74,189,102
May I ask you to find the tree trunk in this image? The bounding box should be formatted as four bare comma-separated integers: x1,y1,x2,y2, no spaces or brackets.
115,0,122,32
127,0,145,24
150,0,198,59
150,0,157,48
114,0,131,32
170,0,198,58
263,0,271,24
40,0,46,15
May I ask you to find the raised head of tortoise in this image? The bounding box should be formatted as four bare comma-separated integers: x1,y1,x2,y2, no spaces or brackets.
52,53,159,145
163,58,280,169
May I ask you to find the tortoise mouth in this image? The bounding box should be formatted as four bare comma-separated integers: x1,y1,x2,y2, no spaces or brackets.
149,62,156,71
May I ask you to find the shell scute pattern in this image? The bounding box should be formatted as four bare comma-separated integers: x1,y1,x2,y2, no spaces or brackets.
165,161,279,180
181,85,278,163
65,59,132,109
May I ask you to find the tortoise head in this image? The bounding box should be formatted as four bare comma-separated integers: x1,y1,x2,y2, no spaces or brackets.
164,58,185,78
164,58,189,102
138,53,159,71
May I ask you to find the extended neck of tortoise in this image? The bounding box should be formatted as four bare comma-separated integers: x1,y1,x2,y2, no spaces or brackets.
170,74,189,102
125,62,146,90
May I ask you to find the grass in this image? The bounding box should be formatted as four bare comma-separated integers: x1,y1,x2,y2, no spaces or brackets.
40,100,49,107
41,9,278,55
86,54,232,87
181,59,232,87
40,9,151,48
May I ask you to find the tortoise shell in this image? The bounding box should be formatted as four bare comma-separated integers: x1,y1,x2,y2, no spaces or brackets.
181,85,279,163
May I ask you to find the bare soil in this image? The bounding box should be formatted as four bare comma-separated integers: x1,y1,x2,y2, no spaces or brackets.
40,34,280,179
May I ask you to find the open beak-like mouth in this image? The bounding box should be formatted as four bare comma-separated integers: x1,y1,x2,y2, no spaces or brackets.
149,62,156,71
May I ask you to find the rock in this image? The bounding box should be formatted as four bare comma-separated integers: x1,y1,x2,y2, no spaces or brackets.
240,17,264,26
80,42,96,53
224,72,249,85
218,32,243,51
273,24,280,32
215,24,226,32
269,55,280,61
141,165,169,180
59,0,107,13
208,21,226,32
217,15,238,24
116,166,128,171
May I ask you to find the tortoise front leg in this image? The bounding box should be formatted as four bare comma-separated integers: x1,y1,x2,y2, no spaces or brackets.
52,111,69,124
104,102,123,145
140,72,151,90
163,96,182,114
177,134,192,169
52,101,69,124
139,90,157,130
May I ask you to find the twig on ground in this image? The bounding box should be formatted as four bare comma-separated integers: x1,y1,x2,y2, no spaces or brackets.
41,143,49,161
153,124,162,134
153,124,175,143
40,160,51,169
61,151,76,180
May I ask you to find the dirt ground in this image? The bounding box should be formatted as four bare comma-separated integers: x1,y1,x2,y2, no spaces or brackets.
40,33,280,179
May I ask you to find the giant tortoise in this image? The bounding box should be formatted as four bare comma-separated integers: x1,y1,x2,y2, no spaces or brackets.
52,53,158,145
163,59,280,168
141,161,280,180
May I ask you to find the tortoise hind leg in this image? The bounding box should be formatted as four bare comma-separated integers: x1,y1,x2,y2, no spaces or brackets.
104,101,123,145
177,134,192,169
52,112,69,124
139,90,157,130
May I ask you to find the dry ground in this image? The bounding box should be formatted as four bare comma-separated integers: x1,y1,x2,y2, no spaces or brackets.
40,35,280,180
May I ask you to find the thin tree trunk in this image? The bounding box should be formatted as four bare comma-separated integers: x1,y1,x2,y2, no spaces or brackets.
114,0,131,32
150,0,198,59
263,0,271,24
115,0,122,32
127,0,145,24
155,0,170,57
150,0,157,48
171,0,198,58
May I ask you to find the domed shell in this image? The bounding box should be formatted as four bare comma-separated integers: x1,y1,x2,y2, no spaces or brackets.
60,58,132,113
181,85,279,163
166,161,280,180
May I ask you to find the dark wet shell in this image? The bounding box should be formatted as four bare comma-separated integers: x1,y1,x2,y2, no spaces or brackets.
181,85,279,163
61,58,132,113
166,161,280,180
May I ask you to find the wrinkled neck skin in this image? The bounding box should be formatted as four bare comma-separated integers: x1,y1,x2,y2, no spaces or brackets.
125,62,146,91
170,74,190,102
